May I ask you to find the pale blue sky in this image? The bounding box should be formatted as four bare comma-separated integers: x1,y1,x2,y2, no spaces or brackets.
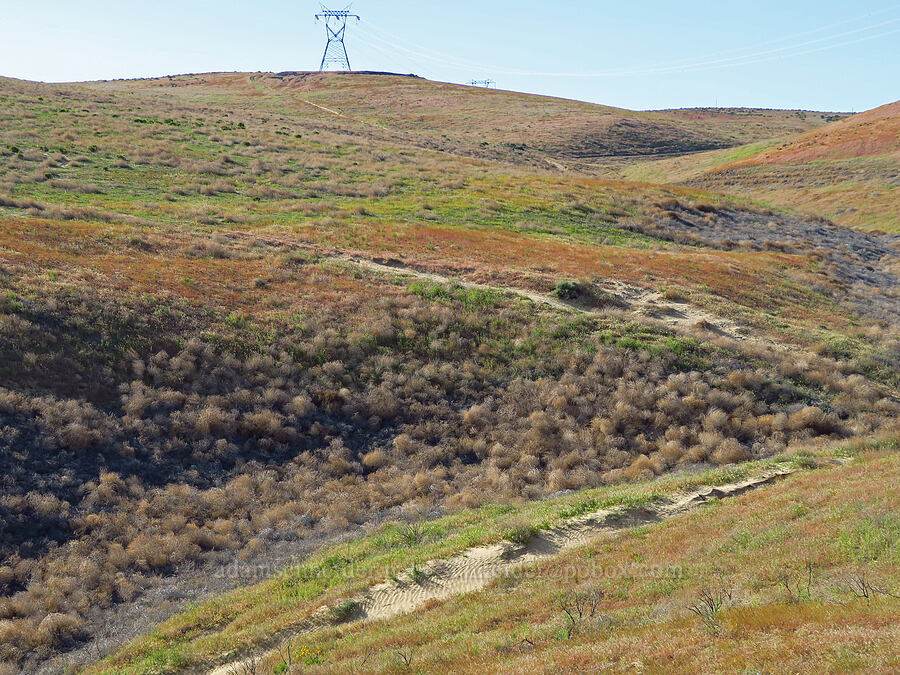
2,1,898,111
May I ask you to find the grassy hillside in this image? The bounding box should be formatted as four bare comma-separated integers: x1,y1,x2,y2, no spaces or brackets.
90,438,899,674
0,73,896,672
75,72,841,169
727,101,899,164
623,101,900,231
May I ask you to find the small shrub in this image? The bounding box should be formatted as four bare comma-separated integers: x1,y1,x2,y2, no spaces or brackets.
845,571,898,601
687,584,733,634
792,452,817,470
399,523,424,546
410,563,426,584
503,519,538,546
395,647,414,669
559,587,605,638
554,280,581,300
661,287,689,302
711,439,750,466
328,599,359,624
778,561,814,603
654,198,681,210
362,449,388,470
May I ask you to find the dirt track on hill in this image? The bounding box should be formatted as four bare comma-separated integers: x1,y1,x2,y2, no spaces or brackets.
346,255,748,338
229,230,749,341
208,466,796,675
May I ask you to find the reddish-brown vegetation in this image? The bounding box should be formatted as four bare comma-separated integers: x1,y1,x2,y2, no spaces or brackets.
0,72,896,671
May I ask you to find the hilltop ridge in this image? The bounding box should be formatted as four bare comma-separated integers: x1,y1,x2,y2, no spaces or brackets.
72,71,844,169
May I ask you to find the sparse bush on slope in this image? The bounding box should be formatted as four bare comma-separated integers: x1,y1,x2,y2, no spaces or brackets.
0,274,896,669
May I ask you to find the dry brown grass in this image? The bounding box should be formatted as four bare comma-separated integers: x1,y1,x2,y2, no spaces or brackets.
222,447,900,675
0,73,896,671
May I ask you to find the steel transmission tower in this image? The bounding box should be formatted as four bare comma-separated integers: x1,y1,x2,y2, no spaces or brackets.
315,7,360,71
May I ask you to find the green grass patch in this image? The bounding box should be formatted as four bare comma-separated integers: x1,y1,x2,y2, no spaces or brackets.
91,451,822,674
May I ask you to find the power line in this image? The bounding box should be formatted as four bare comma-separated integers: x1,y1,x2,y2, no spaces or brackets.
355,23,483,72
357,20,490,71
315,6,360,71
355,11,899,78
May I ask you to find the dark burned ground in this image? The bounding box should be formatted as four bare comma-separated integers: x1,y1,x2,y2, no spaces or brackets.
626,203,900,324
671,156,900,232
687,162,900,193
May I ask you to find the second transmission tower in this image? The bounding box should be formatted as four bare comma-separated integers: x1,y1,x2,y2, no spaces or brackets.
315,7,360,71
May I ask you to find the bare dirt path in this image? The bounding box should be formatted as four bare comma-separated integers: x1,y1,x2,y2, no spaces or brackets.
343,255,747,339
300,98,350,120
208,466,795,675
342,255,576,313
230,230,747,340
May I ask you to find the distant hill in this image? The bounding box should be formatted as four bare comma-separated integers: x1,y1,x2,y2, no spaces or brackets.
726,100,899,165
624,100,900,231
78,71,842,170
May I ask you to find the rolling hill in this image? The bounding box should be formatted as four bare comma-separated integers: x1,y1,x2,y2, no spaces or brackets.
0,72,896,673
727,100,900,164
624,100,900,231
77,71,843,169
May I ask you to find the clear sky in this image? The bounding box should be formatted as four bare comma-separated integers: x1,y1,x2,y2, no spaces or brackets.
2,1,898,111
